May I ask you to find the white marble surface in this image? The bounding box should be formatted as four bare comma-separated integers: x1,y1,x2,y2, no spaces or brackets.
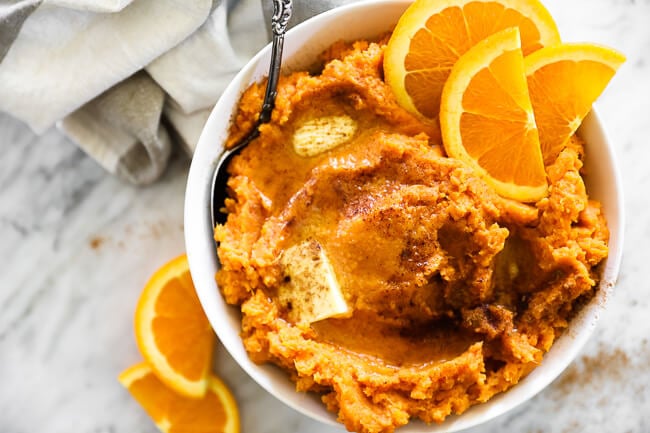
1,0,649,432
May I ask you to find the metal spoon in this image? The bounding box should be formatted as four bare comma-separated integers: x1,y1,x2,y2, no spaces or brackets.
210,0,293,227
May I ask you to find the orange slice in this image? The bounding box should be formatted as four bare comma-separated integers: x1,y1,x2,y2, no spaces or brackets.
135,254,214,398
384,0,560,119
440,27,547,202
119,362,239,433
525,43,625,164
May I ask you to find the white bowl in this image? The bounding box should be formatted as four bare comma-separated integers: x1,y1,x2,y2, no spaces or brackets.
184,1,624,431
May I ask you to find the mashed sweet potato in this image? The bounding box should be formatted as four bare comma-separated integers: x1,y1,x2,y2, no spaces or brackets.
214,39,609,433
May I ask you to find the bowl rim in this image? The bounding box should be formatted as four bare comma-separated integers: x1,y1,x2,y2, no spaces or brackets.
184,1,625,431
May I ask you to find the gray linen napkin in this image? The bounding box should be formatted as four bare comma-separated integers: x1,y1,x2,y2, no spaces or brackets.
0,0,41,62
0,0,363,185
0,0,217,185
60,71,171,185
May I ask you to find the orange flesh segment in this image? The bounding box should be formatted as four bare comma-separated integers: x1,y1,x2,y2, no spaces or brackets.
525,45,625,164
135,254,215,398
152,271,212,382
401,1,558,118
119,363,238,433
460,48,542,187
441,27,546,201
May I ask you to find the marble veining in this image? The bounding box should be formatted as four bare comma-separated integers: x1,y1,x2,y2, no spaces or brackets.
1,0,650,432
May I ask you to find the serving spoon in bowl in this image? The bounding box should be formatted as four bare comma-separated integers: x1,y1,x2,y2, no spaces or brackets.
210,0,293,227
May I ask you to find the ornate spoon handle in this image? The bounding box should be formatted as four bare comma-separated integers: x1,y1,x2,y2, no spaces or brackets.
210,0,293,226
259,0,293,123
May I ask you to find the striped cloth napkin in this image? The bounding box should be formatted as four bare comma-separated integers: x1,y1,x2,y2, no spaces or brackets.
0,0,361,185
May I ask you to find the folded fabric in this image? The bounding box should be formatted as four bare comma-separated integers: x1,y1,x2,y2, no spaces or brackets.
0,0,213,132
59,0,243,184
0,0,362,185
60,71,171,185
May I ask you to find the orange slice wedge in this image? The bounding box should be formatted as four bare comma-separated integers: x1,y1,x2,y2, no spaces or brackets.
384,0,560,119
135,254,215,398
440,27,547,202
119,362,239,433
525,43,626,164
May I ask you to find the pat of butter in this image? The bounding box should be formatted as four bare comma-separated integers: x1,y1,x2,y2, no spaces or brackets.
292,115,357,157
277,239,350,324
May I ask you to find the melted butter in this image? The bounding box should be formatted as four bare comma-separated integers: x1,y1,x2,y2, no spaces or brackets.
312,312,478,367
